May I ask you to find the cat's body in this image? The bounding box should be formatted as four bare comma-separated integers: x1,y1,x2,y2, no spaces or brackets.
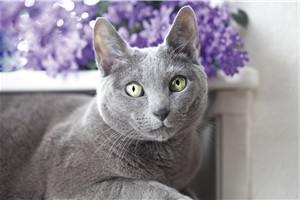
0,93,202,199
0,6,208,199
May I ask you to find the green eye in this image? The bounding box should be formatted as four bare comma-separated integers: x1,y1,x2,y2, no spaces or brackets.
170,75,187,92
125,82,144,97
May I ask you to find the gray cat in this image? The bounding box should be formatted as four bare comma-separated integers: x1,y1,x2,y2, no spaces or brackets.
0,6,207,199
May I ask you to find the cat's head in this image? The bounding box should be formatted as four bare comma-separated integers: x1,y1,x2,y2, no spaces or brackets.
93,6,207,141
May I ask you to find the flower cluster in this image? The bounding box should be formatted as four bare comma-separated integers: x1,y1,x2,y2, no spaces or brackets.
0,0,248,77
0,0,97,76
104,1,249,76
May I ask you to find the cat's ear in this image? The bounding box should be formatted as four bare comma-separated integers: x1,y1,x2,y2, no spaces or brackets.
93,18,129,76
164,6,200,64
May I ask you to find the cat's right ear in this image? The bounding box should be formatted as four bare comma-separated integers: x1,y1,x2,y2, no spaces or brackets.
93,18,129,76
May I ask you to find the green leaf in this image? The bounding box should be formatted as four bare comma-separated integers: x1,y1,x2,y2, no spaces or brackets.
97,1,109,17
85,61,97,70
231,9,249,28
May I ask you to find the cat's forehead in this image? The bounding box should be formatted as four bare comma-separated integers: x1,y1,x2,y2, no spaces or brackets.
131,46,164,64
124,48,170,82
110,45,202,86
129,46,186,71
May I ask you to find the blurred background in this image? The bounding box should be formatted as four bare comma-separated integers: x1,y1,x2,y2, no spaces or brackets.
0,0,298,199
0,0,249,77
230,2,298,199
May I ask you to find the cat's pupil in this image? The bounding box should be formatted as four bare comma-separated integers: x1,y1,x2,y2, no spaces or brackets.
132,86,135,92
176,80,180,86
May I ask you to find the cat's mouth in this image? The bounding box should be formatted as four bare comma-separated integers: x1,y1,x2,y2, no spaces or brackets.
132,119,175,141
149,123,177,140
151,121,173,131
152,124,168,131
163,120,173,128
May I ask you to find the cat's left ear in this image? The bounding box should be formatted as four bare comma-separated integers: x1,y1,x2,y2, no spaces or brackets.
164,6,200,64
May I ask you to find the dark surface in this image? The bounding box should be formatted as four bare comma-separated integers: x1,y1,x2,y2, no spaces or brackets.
189,117,217,200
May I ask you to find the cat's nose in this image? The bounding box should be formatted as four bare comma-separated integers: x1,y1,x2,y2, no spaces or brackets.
153,108,170,121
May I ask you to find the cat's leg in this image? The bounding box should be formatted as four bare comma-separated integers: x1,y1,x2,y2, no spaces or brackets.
74,178,192,200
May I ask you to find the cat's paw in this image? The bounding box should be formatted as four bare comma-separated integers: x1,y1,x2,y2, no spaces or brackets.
74,178,193,200
147,180,193,200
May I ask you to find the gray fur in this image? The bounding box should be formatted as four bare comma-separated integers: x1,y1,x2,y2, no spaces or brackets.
0,6,207,199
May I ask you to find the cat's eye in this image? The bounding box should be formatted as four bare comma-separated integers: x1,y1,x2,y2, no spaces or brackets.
125,82,144,97
170,75,187,92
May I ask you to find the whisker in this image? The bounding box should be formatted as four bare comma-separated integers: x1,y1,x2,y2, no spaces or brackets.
108,133,125,157
89,130,119,160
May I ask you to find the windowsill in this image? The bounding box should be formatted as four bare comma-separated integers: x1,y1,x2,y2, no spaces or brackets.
0,67,259,93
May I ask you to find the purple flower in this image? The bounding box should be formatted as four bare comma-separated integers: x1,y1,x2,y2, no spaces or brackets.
176,1,249,76
1,0,249,77
103,1,153,28
0,0,97,75
138,4,174,47
103,1,248,77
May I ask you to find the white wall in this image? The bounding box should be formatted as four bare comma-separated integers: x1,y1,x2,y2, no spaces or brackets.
231,2,298,199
